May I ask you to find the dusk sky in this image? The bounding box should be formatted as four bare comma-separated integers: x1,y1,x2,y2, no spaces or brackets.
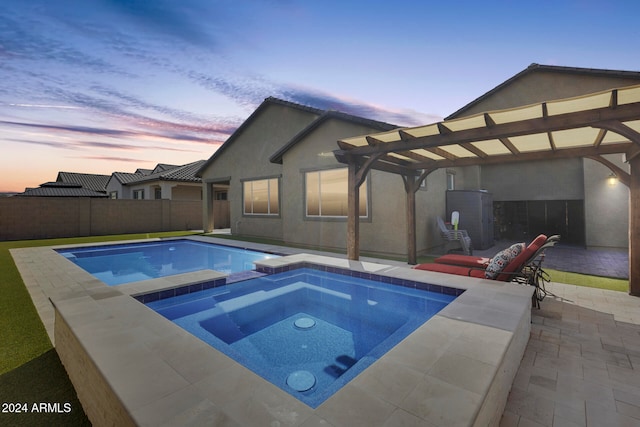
2,0,639,192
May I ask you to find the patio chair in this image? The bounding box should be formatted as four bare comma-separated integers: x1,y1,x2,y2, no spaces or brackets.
414,234,559,308
437,216,473,255
433,234,561,269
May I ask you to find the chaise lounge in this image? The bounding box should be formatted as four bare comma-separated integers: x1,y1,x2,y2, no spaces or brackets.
414,234,559,306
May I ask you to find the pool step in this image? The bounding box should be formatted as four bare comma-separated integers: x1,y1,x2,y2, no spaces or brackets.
226,270,267,284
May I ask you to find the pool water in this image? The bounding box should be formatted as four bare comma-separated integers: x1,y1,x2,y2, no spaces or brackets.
146,267,456,407
57,240,279,286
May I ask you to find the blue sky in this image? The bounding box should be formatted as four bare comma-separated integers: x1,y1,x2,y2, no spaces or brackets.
1,0,639,191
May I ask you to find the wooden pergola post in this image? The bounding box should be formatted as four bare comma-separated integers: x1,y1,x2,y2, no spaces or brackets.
347,161,360,260
402,171,429,265
406,185,417,265
630,155,640,296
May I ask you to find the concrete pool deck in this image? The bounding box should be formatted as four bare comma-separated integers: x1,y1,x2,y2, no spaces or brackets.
12,236,534,426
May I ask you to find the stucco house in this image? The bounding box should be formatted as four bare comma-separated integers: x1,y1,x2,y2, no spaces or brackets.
196,97,466,257
198,64,638,259
106,160,205,200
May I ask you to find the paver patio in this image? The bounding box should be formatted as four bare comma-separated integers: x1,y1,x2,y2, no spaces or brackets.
501,282,640,426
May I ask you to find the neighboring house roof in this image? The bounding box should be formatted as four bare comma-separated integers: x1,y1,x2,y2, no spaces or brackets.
446,63,640,119
195,97,324,177
125,160,206,185
269,110,398,164
18,182,108,197
151,164,180,174
135,168,153,175
56,172,110,193
110,172,146,185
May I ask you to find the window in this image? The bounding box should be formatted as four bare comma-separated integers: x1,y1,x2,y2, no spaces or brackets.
305,168,368,218
133,189,144,200
109,191,118,199
446,171,455,191
154,188,162,199
243,178,279,215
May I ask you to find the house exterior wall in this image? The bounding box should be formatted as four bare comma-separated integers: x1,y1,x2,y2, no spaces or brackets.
199,102,321,238
451,70,640,249
280,118,450,257
455,71,640,115
167,184,202,200
106,179,130,199
480,158,585,201
279,119,406,255
583,155,629,248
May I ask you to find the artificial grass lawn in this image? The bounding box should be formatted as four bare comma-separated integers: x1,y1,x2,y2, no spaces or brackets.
545,269,629,292
0,350,91,427
0,231,199,426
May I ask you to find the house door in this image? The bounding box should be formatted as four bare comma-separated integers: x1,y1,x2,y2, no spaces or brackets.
213,190,230,228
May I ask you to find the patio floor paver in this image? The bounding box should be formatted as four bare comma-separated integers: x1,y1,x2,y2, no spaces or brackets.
500,282,640,427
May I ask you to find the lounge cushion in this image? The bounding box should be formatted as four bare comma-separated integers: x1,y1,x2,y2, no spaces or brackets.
434,254,490,267
484,243,525,279
413,263,471,275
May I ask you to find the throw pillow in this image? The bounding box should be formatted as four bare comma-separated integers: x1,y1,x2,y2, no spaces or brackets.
485,243,525,279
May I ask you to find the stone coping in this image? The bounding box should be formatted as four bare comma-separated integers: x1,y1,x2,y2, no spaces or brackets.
12,236,534,426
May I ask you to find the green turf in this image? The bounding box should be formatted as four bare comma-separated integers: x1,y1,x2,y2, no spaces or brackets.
0,350,91,427
546,269,629,292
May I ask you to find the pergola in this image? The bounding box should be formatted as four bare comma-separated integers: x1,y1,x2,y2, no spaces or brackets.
334,84,640,296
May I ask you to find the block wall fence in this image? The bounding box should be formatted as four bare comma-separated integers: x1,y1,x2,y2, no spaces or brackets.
0,197,203,241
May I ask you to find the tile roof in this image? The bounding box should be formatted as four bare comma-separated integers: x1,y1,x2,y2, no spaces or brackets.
56,172,110,192
111,172,146,184
18,182,108,197
125,160,205,185
152,163,180,174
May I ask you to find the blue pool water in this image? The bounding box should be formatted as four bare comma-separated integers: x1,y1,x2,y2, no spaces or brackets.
57,240,279,286
146,267,456,407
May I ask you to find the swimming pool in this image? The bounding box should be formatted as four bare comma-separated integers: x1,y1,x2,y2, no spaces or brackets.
57,240,279,286
145,267,456,408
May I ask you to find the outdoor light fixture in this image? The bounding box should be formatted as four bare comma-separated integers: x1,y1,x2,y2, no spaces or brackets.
608,173,618,186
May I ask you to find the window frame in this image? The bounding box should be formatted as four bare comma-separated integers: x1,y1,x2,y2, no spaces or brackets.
241,175,281,217
446,170,456,191
303,166,370,220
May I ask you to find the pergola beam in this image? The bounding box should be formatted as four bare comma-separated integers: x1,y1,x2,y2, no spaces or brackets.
343,102,640,157
337,142,633,172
